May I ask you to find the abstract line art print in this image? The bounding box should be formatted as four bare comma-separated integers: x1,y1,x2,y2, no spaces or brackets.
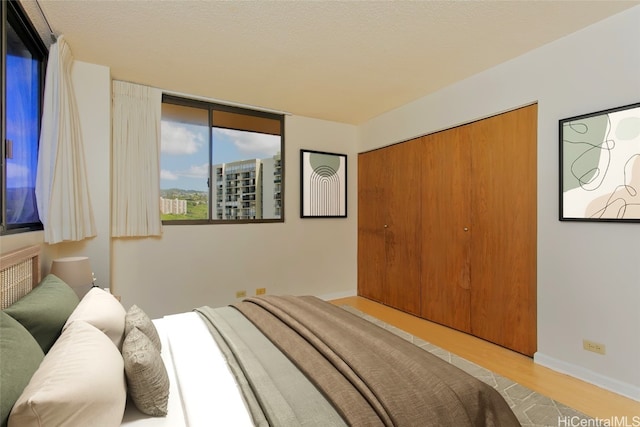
300,150,347,218
560,102,640,222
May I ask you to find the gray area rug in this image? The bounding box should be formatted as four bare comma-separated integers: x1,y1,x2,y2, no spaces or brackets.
342,305,593,427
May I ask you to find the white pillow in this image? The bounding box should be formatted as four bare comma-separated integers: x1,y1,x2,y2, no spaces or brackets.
64,287,126,349
8,321,127,427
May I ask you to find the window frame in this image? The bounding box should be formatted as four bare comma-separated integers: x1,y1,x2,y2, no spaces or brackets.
161,94,285,225
1,0,47,235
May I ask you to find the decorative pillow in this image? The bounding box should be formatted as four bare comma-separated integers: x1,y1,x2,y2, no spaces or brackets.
0,312,44,427
63,287,126,349
3,274,79,353
125,305,161,351
8,321,126,427
122,327,170,416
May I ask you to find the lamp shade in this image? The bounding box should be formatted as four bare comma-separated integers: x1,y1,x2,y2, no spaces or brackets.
50,257,93,298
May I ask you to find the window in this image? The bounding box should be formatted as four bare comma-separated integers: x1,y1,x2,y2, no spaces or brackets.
160,95,284,224
1,1,47,234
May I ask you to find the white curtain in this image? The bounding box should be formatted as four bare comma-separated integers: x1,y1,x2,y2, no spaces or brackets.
35,35,96,244
111,81,162,237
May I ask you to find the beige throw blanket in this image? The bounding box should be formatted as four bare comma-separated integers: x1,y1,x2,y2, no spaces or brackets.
234,295,521,427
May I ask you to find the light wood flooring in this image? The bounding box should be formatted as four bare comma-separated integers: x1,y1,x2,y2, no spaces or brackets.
331,296,640,421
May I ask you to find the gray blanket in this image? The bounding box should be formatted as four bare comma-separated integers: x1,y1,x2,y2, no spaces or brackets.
199,295,521,427
195,306,346,426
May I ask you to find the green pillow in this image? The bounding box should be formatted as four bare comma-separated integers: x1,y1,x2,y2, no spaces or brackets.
4,274,79,353
0,311,44,427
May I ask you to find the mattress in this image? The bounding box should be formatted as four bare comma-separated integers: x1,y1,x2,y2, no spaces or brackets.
121,313,253,427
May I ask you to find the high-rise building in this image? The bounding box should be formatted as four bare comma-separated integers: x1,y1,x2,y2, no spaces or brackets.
214,152,281,220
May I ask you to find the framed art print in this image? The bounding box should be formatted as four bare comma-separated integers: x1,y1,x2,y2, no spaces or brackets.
559,102,640,222
300,149,347,218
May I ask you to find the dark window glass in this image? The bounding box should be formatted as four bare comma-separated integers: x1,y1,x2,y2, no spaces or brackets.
2,1,46,233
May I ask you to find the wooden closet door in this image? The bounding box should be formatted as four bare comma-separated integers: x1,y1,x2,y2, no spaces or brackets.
358,149,387,304
420,126,472,332
384,140,422,315
358,140,422,316
470,104,537,356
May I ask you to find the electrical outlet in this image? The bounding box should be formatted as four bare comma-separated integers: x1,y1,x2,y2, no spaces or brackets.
256,287,266,295
583,339,606,355
236,290,247,299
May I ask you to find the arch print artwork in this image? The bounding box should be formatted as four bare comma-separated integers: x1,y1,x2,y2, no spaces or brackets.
560,102,640,222
300,150,347,218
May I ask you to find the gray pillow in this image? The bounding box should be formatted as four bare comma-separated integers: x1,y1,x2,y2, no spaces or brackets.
122,327,169,416
0,312,44,427
125,305,161,351
3,274,79,353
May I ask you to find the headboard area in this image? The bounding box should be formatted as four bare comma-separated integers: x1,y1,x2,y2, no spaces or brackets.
0,245,41,309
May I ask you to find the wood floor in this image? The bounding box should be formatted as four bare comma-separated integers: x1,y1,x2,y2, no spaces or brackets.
331,296,640,421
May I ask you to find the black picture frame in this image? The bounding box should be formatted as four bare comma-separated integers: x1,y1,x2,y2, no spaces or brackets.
300,149,347,218
559,102,640,222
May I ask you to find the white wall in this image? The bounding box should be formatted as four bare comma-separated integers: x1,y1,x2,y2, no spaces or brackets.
2,63,358,319
112,115,358,319
360,7,640,399
49,61,112,286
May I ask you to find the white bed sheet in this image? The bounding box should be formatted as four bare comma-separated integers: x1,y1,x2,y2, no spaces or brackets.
121,312,253,427
121,317,186,426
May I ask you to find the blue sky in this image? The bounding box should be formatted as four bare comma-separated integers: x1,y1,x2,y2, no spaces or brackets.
160,121,280,192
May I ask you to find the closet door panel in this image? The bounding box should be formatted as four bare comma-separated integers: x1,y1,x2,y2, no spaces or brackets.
420,127,472,332
384,140,422,315
357,149,387,304
469,104,537,356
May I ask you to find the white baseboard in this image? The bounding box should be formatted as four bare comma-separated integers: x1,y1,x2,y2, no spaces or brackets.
318,289,357,301
534,352,640,401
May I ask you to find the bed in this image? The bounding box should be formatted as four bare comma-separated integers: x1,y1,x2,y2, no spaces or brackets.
1,245,521,427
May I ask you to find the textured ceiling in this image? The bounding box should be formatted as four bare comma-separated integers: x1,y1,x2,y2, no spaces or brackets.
19,0,640,125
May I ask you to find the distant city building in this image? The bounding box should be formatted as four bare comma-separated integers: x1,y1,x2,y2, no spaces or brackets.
160,197,187,215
